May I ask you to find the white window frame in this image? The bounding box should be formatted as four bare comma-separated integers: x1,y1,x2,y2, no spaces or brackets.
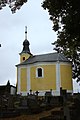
36,67,44,78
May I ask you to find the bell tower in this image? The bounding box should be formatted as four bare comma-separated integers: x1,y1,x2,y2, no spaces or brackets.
20,26,32,63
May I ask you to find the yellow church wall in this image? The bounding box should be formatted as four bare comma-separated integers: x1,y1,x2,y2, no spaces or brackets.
30,65,56,91
20,68,27,91
60,64,72,90
20,53,31,63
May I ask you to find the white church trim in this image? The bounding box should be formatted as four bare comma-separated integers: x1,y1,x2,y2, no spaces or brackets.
17,67,21,94
56,61,61,96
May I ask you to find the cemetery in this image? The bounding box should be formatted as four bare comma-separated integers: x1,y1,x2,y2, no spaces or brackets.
0,88,80,120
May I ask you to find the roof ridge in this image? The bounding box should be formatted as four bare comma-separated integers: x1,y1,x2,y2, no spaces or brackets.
34,52,57,56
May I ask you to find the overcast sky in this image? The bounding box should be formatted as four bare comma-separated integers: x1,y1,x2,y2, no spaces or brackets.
0,0,57,85
0,0,79,92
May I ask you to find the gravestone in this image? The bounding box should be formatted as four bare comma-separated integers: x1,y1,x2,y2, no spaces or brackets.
27,94,41,113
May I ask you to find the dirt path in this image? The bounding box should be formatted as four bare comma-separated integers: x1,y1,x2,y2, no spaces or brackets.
0,109,53,120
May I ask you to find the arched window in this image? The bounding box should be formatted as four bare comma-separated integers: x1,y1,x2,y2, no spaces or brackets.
36,67,44,78
23,57,25,61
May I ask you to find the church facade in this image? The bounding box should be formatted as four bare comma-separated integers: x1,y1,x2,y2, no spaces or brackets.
16,27,73,96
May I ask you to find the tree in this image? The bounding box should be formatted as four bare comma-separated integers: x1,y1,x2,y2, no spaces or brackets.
42,0,80,82
0,0,27,13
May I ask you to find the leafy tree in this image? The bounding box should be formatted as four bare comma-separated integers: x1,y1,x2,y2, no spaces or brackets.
42,0,80,82
0,0,27,13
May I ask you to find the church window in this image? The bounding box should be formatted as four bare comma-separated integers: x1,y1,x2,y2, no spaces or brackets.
36,67,44,78
23,57,25,61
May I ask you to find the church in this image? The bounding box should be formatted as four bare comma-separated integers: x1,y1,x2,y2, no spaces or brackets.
16,27,73,96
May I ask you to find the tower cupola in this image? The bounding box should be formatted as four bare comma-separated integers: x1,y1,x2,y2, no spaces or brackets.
21,26,31,54
20,26,32,63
